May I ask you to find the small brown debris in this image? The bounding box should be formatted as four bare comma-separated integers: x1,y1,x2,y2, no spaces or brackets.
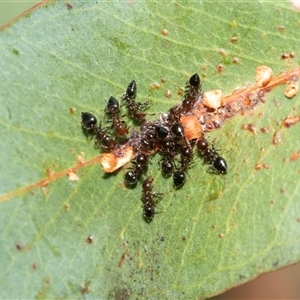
118,252,128,267
16,243,23,250
69,107,76,114
262,163,269,169
283,115,300,127
260,126,269,133
233,57,240,64
218,48,227,57
280,188,285,194
230,36,238,43
242,123,257,134
86,235,94,244
218,233,224,238
161,29,168,36
285,80,299,98
164,89,172,98
217,64,224,73
281,53,289,60
290,151,300,161
272,131,282,145
255,164,262,171
64,203,71,211
289,51,296,59
66,2,73,9
255,66,273,87
81,284,90,294
149,82,161,90
278,25,285,32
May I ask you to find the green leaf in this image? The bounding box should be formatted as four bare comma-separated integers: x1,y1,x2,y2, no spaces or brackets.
1,1,300,299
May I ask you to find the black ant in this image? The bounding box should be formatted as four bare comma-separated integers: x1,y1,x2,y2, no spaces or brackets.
171,122,185,138
158,138,177,177
81,112,98,134
166,105,182,124
124,153,149,186
166,73,202,124
141,177,162,223
172,144,194,188
155,125,169,140
197,137,227,174
173,170,186,188
106,96,129,137
81,112,116,152
122,80,148,122
182,73,201,113
139,124,157,152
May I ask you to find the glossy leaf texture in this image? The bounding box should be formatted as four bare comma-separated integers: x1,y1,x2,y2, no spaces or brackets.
0,1,299,299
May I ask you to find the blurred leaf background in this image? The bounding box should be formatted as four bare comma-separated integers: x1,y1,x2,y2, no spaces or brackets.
0,0,40,27
1,1,300,299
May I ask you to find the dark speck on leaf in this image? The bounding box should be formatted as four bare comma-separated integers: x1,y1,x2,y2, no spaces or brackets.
66,2,73,9
12,49,19,55
16,242,23,250
86,235,94,244
239,274,246,280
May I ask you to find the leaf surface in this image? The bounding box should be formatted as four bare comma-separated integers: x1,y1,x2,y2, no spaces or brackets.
0,1,300,299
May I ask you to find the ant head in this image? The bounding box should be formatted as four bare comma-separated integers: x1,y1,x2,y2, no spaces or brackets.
125,80,137,99
81,112,97,132
173,170,186,189
106,96,120,114
189,73,201,91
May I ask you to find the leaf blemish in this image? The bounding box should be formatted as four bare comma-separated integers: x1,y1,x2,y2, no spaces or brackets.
216,64,224,73
242,123,257,134
218,48,227,57
69,107,77,115
255,164,262,171
233,57,240,64
290,151,300,161
86,235,94,244
283,115,300,127
230,36,238,43
66,2,73,10
161,29,168,36
16,242,23,251
272,131,282,145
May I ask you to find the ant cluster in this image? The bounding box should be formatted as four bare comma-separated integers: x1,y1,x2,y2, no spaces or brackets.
81,74,227,222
